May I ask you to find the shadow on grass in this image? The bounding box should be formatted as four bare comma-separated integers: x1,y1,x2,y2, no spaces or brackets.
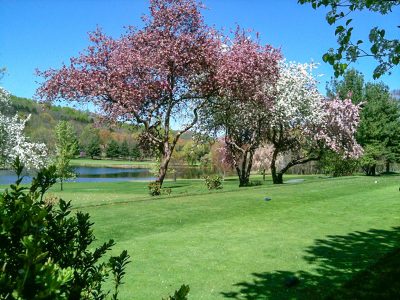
164,185,186,189
221,227,400,299
378,171,400,177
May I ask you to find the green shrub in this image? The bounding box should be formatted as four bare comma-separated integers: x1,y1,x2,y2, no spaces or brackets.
204,175,223,190
0,158,130,299
148,181,162,196
320,150,360,177
163,187,172,195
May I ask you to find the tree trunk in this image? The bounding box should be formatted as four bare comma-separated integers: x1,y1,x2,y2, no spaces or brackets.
386,161,390,173
270,149,283,184
60,179,63,191
235,150,254,187
157,136,178,188
156,153,171,187
271,169,283,184
366,165,376,176
237,171,249,187
371,164,376,176
262,169,266,181
235,158,249,187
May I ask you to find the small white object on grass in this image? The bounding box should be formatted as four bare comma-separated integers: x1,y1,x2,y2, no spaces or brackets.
374,180,378,184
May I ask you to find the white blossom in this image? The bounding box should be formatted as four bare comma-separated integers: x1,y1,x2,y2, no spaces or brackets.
0,87,48,169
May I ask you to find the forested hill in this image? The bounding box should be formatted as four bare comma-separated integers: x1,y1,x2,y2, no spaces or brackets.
9,95,194,155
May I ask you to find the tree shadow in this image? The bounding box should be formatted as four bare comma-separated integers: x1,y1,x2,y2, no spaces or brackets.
221,227,400,299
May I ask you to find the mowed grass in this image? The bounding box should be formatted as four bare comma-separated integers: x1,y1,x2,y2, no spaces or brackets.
3,175,400,299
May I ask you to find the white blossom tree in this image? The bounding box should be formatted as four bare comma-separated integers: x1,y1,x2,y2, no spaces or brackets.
0,87,47,169
267,62,362,183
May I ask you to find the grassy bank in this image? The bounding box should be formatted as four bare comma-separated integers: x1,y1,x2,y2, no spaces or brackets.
2,175,400,299
70,158,156,168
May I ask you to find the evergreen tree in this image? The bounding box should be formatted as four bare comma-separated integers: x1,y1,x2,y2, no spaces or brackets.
130,144,141,161
86,136,102,159
120,140,130,159
327,69,364,104
357,83,400,174
106,140,120,159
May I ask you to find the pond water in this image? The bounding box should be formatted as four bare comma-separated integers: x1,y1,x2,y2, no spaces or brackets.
0,165,221,185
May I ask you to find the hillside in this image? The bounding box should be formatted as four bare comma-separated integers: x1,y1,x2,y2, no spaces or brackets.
8,95,196,160
9,95,137,153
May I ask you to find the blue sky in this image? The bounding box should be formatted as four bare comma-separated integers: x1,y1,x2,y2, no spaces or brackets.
0,0,399,100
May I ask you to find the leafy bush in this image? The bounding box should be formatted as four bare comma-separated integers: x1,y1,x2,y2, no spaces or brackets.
204,175,223,190
320,150,360,177
148,181,162,196
0,158,130,299
163,187,172,195
163,284,190,300
148,182,172,196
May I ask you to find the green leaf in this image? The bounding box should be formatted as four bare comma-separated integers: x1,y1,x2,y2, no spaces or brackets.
327,16,336,25
343,34,350,45
322,53,330,62
335,26,345,35
371,44,378,55
346,19,352,26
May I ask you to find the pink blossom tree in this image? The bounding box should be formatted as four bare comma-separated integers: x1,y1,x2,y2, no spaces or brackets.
200,29,281,186
267,62,362,184
252,145,275,181
36,0,220,187
209,139,233,176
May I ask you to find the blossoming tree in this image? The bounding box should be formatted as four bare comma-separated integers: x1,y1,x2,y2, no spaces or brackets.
267,62,362,184
252,145,275,181
0,87,47,169
37,0,220,187
201,29,281,186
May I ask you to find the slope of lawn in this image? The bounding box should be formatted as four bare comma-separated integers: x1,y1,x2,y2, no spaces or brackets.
6,174,400,299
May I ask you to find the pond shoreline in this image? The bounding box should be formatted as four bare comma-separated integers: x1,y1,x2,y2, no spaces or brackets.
70,159,208,170
1,164,221,185
70,162,151,169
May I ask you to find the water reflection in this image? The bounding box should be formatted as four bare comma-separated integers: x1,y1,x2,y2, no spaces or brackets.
169,166,220,179
0,166,225,185
0,169,33,185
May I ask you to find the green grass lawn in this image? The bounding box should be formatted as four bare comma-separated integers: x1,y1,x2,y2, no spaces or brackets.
4,175,400,299
70,158,156,168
